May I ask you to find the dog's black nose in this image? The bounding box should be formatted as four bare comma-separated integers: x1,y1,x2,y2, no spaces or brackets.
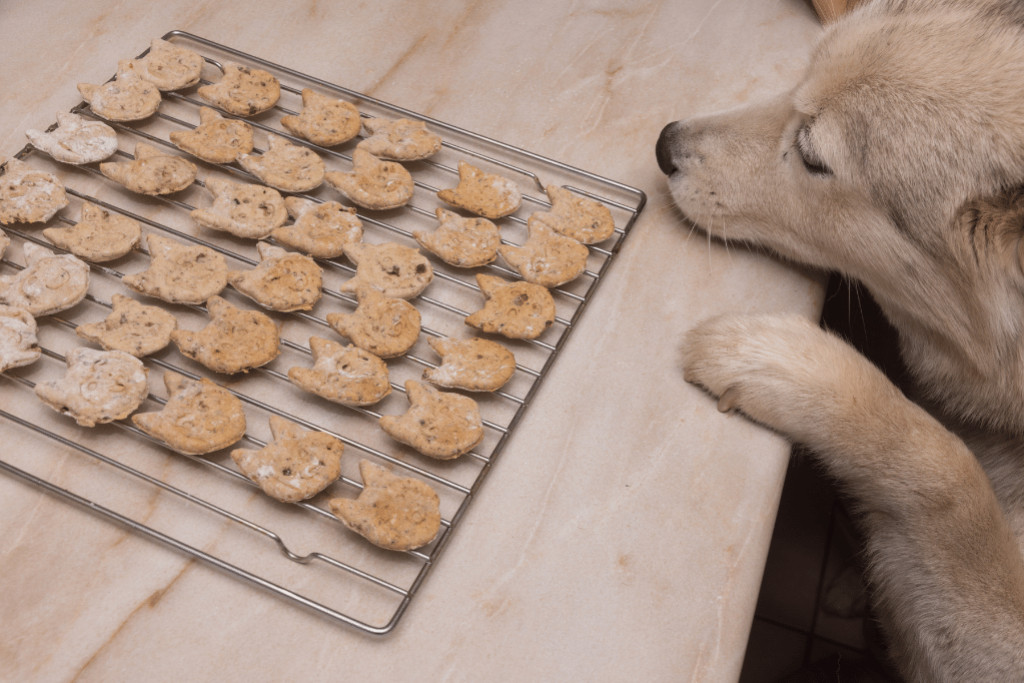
656,122,681,175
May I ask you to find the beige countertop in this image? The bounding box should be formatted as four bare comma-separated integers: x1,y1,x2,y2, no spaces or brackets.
0,1,824,680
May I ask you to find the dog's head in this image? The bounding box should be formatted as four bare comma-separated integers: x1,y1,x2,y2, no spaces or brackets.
657,0,1024,431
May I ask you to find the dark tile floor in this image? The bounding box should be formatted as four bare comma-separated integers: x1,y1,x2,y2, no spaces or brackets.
737,276,907,683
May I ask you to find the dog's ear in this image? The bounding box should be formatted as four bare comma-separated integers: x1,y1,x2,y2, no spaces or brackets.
955,188,1024,279
811,0,866,23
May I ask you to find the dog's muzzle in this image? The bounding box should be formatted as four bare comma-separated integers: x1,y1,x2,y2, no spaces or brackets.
656,121,684,176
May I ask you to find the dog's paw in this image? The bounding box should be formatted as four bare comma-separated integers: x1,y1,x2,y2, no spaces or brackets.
682,313,892,448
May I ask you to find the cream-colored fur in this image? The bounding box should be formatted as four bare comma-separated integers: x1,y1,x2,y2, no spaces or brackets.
656,0,1024,679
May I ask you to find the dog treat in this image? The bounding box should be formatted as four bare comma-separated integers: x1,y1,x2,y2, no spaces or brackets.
169,106,255,164
340,241,433,299
465,273,555,339
328,459,441,551
77,62,162,121
25,112,119,165
42,201,141,263
413,207,501,268
272,197,363,258
379,380,484,459
171,295,279,374
326,285,421,358
324,148,414,210
76,293,177,357
190,178,287,240
288,336,391,407
125,38,204,91
0,305,41,373
100,142,196,195
280,88,361,147
0,243,89,316
532,184,616,244
356,116,442,161
230,415,344,503
35,347,149,427
197,61,280,117
227,242,322,312
123,233,228,305
238,133,324,192
422,336,516,392
0,158,68,225
132,371,247,455
498,216,590,288
436,160,521,219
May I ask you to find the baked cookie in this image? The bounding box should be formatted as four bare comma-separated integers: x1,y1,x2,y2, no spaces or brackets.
532,184,616,244
132,371,247,455
25,112,119,165
356,116,442,161
126,38,204,91
0,243,89,316
422,336,516,392
171,295,279,374
169,106,254,164
271,197,363,258
413,207,501,268
0,158,68,225
197,61,280,117
78,62,162,121
190,177,287,239
328,460,441,551
436,160,521,219
100,142,196,195
230,415,344,503
227,242,322,312
288,337,391,407
42,201,141,262
123,233,228,305
0,305,41,373
238,133,324,192
76,293,177,357
498,216,589,288
326,285,421,358
340,241,432,299
280,88,361,147
464,273,555,340
379,380,484,460
324,148,414,210
35,347,148,427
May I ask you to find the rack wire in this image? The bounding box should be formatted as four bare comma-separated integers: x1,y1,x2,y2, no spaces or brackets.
0,31,645,634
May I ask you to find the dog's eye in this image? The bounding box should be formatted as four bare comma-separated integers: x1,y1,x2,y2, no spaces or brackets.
796,126,832,176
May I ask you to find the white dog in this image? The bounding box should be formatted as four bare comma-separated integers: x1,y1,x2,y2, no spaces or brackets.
657,0,1024,679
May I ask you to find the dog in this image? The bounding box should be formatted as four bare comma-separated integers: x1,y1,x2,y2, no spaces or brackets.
656,0,1024,679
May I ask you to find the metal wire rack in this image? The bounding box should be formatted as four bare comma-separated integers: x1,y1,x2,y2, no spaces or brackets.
0,31,645,634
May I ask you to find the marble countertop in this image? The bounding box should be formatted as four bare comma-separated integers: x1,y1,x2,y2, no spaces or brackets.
0,1,824,680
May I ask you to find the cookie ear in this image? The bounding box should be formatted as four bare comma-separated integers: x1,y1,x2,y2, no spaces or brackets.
79,201,102,222
133,142,161,160
256,241,286,261
76,83,98,101
21,241,54,265
268,414,305,442
203,177,230,197
197,106,220,124
342,242,365,264
162,370,189,394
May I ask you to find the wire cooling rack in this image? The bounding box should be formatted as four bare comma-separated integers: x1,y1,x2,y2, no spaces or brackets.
0,30,645,634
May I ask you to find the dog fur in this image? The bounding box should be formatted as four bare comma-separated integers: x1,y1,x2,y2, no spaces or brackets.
656,0,1024,679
